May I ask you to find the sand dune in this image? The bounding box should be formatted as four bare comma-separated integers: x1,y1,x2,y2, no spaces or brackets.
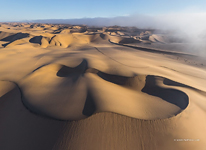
20,60,187,120
0,23,206,150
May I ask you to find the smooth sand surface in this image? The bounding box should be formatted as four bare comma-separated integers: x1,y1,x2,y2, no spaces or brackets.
0,23,206,150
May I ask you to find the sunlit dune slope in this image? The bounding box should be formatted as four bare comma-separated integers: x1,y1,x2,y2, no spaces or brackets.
0,23,206,150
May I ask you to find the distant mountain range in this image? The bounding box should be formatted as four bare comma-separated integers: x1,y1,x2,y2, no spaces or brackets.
28,15,156,28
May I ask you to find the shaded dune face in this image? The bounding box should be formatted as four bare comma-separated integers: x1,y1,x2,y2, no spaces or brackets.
142,76,189,110
1,32,30,47
29,36,43,44
1,32,30,42
0,81,66,150
20,59,189,120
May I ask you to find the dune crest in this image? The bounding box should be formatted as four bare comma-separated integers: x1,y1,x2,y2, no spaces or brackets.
20,59,189,120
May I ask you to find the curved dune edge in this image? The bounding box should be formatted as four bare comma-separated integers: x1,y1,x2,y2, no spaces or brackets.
19,59,189,121
0,80,66,150
0,81,19,98
0,80,204,150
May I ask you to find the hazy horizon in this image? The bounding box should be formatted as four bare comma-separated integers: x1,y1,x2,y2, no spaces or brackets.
1,0,206,54
1,0,206,36
1,0,206,21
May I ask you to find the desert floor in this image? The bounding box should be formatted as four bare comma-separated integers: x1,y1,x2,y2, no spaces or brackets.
0,23,206,150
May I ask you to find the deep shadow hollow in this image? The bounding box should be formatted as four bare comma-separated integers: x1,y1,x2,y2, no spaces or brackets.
82,90,96,116
142,75,189,110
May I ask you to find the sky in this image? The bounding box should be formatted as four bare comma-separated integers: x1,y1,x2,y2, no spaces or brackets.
0,0,206,21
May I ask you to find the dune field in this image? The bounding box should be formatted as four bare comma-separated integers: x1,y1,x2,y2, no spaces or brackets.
0,23,206,150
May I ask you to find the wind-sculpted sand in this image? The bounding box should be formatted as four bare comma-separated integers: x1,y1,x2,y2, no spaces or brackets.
0,23,206,150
